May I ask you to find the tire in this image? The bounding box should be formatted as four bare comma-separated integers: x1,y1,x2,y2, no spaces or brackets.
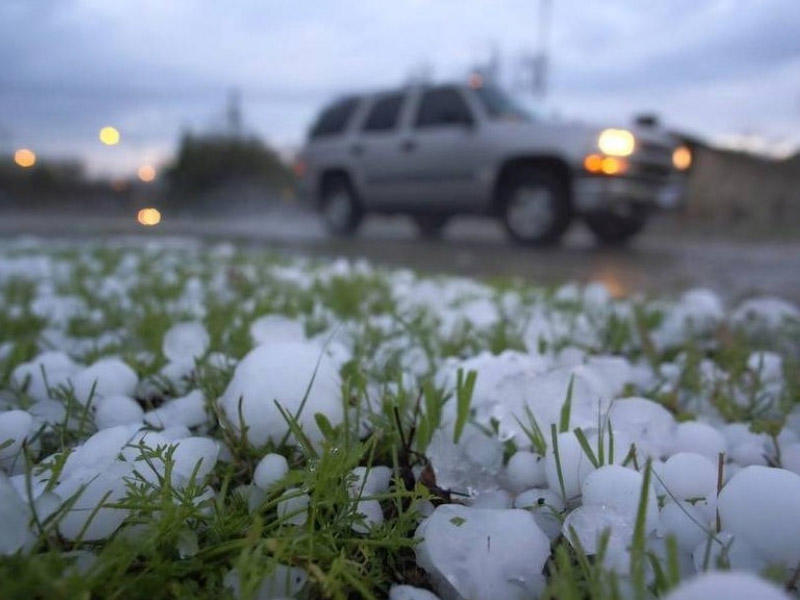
319,175,363,236
584,210,647,245
498,168,572,246
413,214,449,239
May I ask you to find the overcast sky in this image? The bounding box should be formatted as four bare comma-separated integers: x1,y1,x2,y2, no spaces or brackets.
2,0,799,176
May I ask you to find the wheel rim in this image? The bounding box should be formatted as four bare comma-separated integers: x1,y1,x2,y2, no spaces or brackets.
323,191,353,230
506,186,556,239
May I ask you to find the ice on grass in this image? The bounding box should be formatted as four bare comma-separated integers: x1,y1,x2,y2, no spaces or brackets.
781,443,800,475
170,436,218,482
672,422,727,461
11,351,80,402
144,389,207,429
690,530,765,572
0,473,34,554
581,465,658,531
163,321,209,363
544,432,596,501
389,585,441,600
562,503,634,557
514,487,564,539
665,571,790,600
427,425,503,497
54,461,133,541
253,453,289,491
250,314,306,346
225,563,308,600
71,357,138,405
731,296,800,332
352,499,384,533
277,489,309,526
93,395,144,429
219,341,343,448
0,409,34,472
416,504,549,600
718,465,800,567
504,451,546,493
348,465,392,498
607,397,676,459
657,500,710,551
660,452,717,501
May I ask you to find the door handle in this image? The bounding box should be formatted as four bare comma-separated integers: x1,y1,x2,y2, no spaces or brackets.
400,139,416,152
350,144,364,156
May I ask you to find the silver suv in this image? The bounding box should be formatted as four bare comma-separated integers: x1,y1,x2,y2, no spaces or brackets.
296,81,689,245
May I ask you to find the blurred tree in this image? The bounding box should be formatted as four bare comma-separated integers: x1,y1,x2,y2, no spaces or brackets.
165,132,294,199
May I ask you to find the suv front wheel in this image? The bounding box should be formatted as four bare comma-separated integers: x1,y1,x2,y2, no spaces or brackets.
320,175,363,236
499,168,572,246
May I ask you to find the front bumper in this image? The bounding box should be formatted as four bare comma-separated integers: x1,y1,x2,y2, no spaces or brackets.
573,174,686,213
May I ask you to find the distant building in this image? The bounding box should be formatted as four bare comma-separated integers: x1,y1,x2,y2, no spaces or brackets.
681,142,800,227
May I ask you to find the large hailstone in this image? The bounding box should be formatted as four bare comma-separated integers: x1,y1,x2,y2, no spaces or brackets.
660,453,717,501
718,465,800,567
0,410,34,472
163,321,210,363
71,357,138,405
54,461,133,541
0,473,34,554
663,571,790,600
581,465,658,531
219,342,342,448
249,314,306,346
11,351,80,402
607,397,676,459
415,505,549,600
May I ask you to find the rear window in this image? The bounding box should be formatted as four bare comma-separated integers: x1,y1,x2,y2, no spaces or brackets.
310,97,359,139
362,93,405,132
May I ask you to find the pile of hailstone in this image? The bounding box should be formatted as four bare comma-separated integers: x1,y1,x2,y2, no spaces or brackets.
1,240,799,599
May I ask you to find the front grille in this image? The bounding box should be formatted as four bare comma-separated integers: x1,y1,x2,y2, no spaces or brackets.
631,140,674,181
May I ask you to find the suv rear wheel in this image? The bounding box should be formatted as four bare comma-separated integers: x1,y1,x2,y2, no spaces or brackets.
412,214,449,239
499,168,571,246
584,209,647,245
320,175,362,236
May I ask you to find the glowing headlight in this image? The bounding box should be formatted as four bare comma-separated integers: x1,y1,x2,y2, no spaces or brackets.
598,128,635,157
672,145,692,170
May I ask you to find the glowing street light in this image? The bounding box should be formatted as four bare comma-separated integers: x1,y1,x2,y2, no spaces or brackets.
14,148,36,168
137,164,156,182
99,126,120,146
137,207,162,226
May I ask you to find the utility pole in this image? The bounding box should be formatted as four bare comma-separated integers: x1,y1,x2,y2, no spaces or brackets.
532,0,552,97
226,88,242,138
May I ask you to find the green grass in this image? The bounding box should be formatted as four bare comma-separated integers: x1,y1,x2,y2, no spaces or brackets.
0,241,798,599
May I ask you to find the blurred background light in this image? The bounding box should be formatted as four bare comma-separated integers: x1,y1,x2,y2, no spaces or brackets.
13,148,36,168
99,126,120,146
137,164,156,182
136,207,161,226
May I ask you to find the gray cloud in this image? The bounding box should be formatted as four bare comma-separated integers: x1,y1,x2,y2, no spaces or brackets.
1,0,798,174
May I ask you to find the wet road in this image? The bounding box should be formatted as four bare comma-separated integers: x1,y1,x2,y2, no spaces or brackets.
2,207,800,302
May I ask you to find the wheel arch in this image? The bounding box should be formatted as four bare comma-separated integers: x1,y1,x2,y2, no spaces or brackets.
317,168,358,208
491,155,573,214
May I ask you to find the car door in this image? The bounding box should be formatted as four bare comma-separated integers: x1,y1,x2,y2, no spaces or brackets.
396,85,485,209
351,91,411,206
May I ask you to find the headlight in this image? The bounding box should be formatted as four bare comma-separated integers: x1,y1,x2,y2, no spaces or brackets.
598,128,635,157
672,145,692,170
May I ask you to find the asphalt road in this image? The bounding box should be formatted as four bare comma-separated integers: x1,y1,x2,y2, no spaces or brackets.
2,207,800,303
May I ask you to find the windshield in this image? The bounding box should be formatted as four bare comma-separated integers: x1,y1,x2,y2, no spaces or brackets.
473,85,534,121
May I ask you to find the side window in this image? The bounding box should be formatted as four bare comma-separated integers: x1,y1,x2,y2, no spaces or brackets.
415,87,473,128
362,93,405,132
310,97,359,139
